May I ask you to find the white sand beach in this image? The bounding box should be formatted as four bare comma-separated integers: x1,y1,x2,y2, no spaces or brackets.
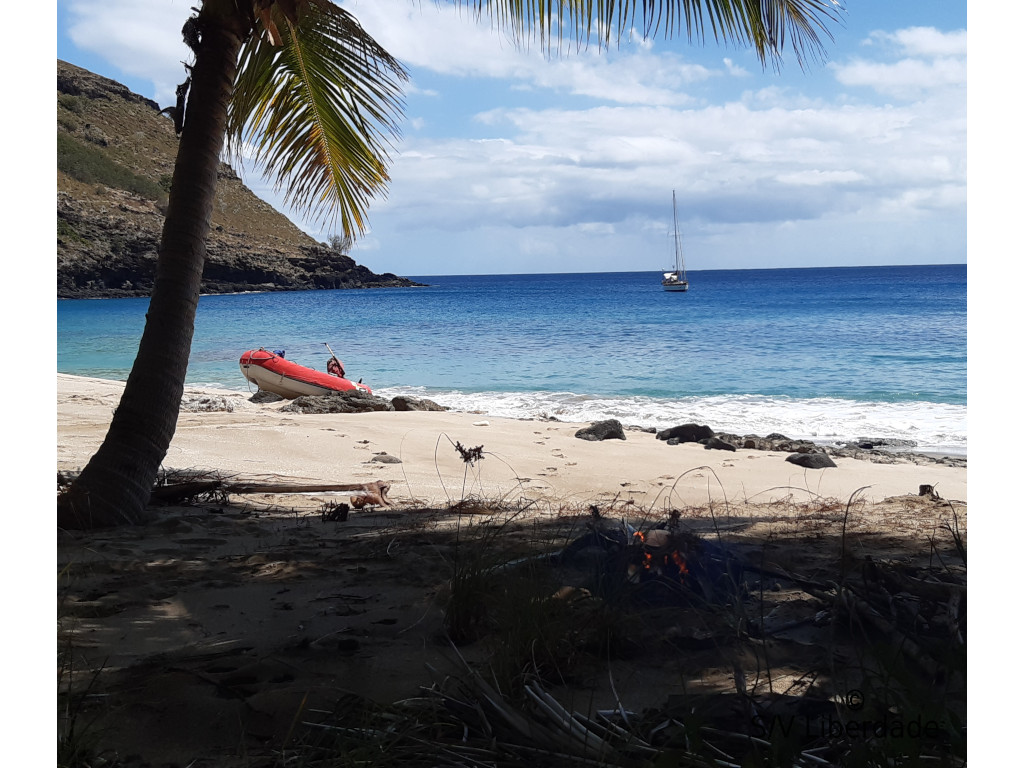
57,374,966,512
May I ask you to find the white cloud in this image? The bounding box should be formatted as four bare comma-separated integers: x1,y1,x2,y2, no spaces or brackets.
834,56,966,98
64,0,192,105
869,27,967,58
722,57,749,77
777,170,864,186
833,26,966,99
377,83,964,240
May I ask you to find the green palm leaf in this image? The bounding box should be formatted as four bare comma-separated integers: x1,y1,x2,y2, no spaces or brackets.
464,0,841,68
227,2,407,237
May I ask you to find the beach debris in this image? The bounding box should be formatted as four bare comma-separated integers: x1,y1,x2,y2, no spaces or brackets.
299,654,962,768
833,555,966,687
454,441,485,465
785,452,837,469
627,528,744,605
553,516,632,567
147,474,393,506
472,420,490,426
319,500,349,522
552,507,965,699
349,481,392,508
574,419,626,441
420,554,961,763
553,515,742,606
919,483,942,500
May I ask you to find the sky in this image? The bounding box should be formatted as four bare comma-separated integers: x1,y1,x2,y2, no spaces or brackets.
55,1,967,277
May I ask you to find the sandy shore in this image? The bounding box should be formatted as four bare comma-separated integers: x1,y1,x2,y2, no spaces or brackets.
57,373,966,510
57,373,969,765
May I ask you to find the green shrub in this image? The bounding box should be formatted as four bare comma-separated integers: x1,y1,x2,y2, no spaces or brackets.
57,93,85,114
57,219,89,245
57,133,167,202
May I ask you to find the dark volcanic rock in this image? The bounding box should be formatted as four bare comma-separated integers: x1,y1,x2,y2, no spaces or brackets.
391,396,447,412
574,419,627,442
842,437,919,451
58,62,159,107
280,391,394,414
741,435,819,453
704,437,737,452
249,390,284,404
649,421,963,468
785,452,837,469
656,423,714,443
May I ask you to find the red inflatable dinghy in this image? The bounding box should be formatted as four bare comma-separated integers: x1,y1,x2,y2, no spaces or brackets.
239,349,372,399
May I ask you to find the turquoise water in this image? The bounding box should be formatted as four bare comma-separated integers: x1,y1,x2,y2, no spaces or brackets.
57,265,967,454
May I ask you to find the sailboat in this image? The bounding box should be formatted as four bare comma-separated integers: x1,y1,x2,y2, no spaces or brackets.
661,190,689,292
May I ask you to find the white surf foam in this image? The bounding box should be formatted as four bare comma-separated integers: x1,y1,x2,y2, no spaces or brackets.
378,387,967,456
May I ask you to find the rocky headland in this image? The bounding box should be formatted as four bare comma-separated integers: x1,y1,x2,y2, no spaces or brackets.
57,60,424,299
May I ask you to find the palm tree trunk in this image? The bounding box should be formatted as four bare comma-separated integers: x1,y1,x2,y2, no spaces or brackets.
60,9,247,529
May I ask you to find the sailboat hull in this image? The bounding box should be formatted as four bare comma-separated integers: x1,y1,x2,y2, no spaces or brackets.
662,269,688,291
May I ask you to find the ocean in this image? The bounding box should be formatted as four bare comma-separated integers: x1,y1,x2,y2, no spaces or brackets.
57,265,967,456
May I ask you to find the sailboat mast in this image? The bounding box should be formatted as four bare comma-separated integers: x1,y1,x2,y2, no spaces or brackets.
661,190,689,291
672,190,685,277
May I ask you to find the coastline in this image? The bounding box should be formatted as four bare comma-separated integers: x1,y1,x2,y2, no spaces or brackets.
57,374,967,509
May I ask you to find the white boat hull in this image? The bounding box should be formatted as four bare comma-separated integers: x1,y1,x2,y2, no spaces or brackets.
242,363,346,398
662,270,689,292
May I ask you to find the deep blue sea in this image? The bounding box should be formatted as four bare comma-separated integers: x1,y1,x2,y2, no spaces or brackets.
57,265,967,455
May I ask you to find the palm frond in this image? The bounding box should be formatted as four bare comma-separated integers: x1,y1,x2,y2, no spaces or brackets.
465,0,842,69
227,1,408,236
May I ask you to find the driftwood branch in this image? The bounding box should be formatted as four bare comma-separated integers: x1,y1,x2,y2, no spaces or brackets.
150,478,391,506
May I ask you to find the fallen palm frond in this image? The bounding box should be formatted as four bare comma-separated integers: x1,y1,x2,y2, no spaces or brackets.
290,660,966,767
